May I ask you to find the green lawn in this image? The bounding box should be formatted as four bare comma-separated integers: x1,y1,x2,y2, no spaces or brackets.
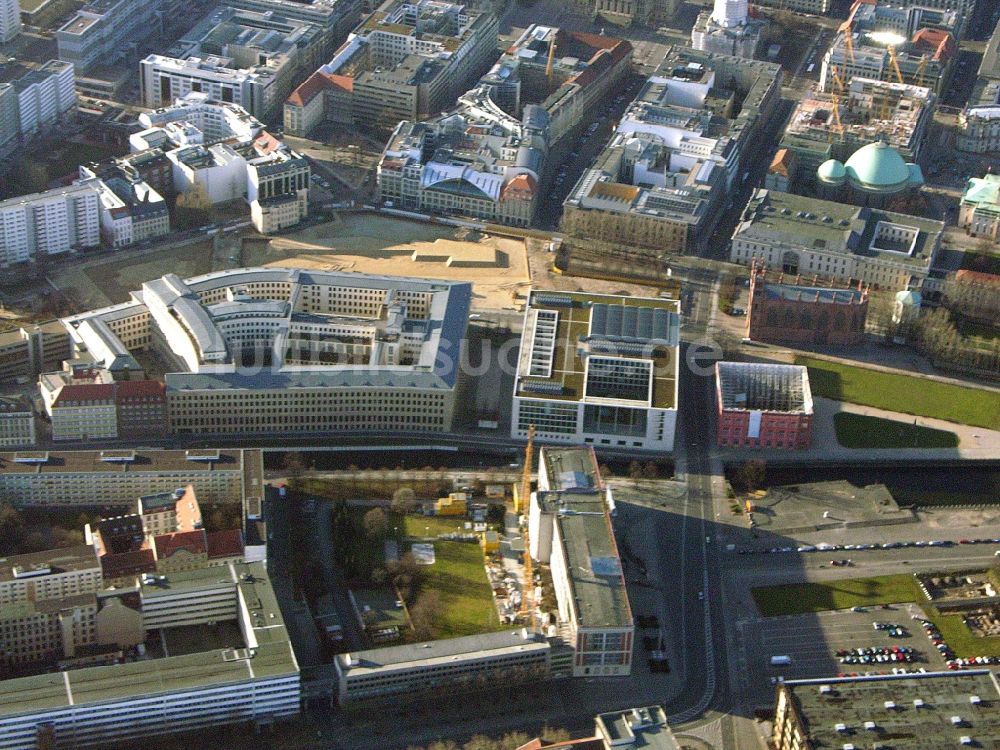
752,574,925,617
416,540,502,639
924,607,1000,659
796,356,1000,430
833,412,960,449
403,515,468,538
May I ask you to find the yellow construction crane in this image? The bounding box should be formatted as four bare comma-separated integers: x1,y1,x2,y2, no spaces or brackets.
887,46,905,84
916,54,929,84
545,36,557,89
830,65,846,94
519,424,535,624
830,92,845,139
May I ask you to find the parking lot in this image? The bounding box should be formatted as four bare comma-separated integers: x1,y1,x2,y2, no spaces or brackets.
745,606,949,696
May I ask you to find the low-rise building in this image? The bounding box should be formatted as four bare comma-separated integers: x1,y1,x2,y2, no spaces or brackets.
773,671,1000,750
530,447,633,677
958,174,1000,241
78,165,170,248
334,629,552,703
715,362,813,449
224,0,363,57
511,290,680,452
283,70,352,136
0,321,72,386
592,0,676,28
747,261,869,346
730,188,943,294
943,270,1000,326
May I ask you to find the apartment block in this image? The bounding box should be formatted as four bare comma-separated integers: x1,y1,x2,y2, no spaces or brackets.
0,0,20,43
562,46,781,256
731,189,943,294
715,362,814,449
0,182,100,268
512,290,681,451
59,268,471,438
592,0,677,27
749,0,828,13
57,0,164,74
0,546,102,608
0,448,259,507
78,164,170,248
290,0,499,130
225,0,364,56
9,60,77,140
530,447,634,677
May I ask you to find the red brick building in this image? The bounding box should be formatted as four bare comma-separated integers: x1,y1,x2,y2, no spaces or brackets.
747,262,868,347
715,362,813,449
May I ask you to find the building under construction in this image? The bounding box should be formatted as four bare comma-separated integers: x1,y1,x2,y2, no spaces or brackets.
715,362,814,450
776,76,935,190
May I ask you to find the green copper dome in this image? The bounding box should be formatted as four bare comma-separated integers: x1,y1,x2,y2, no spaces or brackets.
817,158,847,184
843,141,911,194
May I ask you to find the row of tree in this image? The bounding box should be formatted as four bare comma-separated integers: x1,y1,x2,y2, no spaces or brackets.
404,727,571,750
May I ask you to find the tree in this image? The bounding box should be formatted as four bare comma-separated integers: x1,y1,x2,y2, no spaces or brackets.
733,459,766,493
362,507,388,540
283,451,307,491
391,486,417,515
540,727,572,743
0,502,25,555
408,590,441,641
643,461,659,480
628,460,643,486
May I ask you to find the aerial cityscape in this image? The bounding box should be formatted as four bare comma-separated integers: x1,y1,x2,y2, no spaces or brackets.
0,0,998,747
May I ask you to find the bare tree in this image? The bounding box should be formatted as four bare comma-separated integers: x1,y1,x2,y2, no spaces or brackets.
362,507,388,540
391,486,417,515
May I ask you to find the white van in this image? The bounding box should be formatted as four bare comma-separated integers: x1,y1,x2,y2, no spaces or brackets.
770,655,792,666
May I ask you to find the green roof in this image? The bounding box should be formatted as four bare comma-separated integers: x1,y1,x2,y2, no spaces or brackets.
817,158,846,184
963,174,1000,208
844,141,911,192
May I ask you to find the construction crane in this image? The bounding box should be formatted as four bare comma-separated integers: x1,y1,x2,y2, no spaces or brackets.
887,45,905,84
830,65,846,94
830,92,845,139
545,35,557,90
915,54,929,84
518,424,535,625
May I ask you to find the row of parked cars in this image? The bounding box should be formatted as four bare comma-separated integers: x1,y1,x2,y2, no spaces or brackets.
911,614,1000,670
740,537,1000,555
838,646,916,665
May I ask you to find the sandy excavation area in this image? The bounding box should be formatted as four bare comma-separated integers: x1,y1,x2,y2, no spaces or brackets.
253,214,532,310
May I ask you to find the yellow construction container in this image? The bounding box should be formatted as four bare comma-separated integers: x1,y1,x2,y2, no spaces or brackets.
434,492,468,517
480,530,500,553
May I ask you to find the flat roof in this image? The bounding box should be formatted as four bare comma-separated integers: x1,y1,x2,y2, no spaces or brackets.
0,449,245,475
716,362,813,414
781,671,1000,748
0,545,99,583
515,291,679,409
596,706,680,749
336,629,549,677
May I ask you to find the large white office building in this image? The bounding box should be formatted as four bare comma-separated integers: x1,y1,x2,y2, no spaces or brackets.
57,0,164,73
511,290,681,452
60,268,472,438
0,183,100,268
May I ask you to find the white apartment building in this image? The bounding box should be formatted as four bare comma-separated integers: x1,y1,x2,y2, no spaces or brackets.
60,268,471,437
0,0,21,43
512,290,681,452
246,148,310,234
530,447,633,677
0,398,36,447
57,0,163,73
731,188,944,293
0,449,257,507
12,60,77,139
0,182,100,268
140,54,292,122
138,92,264,145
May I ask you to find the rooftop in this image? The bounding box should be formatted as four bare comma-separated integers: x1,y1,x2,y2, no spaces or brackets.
716,362,813,414
515,291,680,409
0,449,243,475
336,629,549,677
780,671,1000,749
596,706,680,750
0,545,99,583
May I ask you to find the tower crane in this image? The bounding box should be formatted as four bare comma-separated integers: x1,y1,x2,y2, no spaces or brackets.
518,424,535,626
887,45,905,84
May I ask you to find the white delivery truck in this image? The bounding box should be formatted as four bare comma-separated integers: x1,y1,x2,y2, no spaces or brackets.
770,655,792,666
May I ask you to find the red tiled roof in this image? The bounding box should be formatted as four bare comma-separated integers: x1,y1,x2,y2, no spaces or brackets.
153,529,207,559
53,383,115,407
115,379,165,403
206,528,245,559
568,41,631,89
912,28,955,61
175,485,202,532
101,549,155,579
501,173,537,200
769,148,796,177
287,71,353,107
